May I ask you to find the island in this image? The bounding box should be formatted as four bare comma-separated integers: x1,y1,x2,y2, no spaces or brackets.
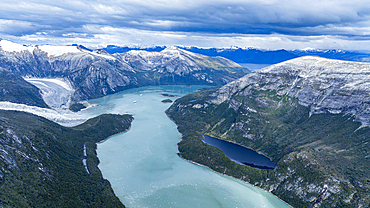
161,99,173,103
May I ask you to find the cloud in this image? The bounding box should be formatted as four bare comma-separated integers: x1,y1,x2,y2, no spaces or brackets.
1,0,370,50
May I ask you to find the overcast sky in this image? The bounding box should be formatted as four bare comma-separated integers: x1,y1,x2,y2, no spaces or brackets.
1,0,370,50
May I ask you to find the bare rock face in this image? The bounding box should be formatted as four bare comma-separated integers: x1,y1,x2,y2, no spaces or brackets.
213,56,370,126
0,40,247,102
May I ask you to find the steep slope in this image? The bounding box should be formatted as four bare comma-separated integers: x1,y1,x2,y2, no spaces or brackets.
0,68,48,108
0,40,247,102
0,111,133,207
166,56,370,207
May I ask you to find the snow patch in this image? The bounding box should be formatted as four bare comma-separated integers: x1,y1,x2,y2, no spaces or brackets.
38,45,81,57
86,51,116,60
82,159,90,174
0,39,35,53
83,143,87,157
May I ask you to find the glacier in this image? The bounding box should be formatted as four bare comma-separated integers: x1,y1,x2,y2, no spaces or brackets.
0,101,88,127
25,78,75,109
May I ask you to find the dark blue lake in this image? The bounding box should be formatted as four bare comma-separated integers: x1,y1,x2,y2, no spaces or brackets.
201,134,276,169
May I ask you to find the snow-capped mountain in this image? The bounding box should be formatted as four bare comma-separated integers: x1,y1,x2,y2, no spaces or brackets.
213,56,370,126
102,44,370,64
115,46,243,75
0,39,247,102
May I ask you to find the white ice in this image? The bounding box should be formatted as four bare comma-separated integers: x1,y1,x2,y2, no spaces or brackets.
0,101,88,127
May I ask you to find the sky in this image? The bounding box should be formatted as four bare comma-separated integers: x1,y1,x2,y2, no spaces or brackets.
1,0,370,50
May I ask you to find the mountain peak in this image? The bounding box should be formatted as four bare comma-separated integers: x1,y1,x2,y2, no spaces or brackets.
162,46,182,53
165,45,180,51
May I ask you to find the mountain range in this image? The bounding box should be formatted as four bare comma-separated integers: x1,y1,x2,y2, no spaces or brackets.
0,39,247,105
102,45,370,64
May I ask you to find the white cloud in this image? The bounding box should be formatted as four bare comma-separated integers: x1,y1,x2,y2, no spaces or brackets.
1,0,370,50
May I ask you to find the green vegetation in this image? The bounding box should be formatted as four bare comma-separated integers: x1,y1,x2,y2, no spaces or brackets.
166,88,370,207
0,110,133,207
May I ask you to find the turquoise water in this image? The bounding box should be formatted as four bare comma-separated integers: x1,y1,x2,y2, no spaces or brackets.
81,86,290,208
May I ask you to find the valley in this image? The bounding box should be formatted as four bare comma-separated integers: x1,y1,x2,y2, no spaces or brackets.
1,39,370,207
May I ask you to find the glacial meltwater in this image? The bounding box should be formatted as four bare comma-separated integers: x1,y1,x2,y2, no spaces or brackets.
80,86,290,208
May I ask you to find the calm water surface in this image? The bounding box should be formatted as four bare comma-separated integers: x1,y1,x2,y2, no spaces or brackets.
81,86,290,208
202,134,276,169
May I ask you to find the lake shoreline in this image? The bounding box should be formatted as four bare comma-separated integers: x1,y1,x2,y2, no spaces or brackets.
200,133,276,169
166,113,292,208
203,132,276,163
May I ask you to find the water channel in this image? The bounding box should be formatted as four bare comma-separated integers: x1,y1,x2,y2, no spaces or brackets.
80,85,290,208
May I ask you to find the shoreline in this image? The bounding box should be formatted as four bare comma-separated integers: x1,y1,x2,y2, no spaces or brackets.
204,132,276,162
96,123,133,144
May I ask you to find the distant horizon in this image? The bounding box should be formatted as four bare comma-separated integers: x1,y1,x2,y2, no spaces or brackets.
2,37,370,53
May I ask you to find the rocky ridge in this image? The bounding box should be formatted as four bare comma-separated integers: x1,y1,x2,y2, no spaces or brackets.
213,56,370,126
